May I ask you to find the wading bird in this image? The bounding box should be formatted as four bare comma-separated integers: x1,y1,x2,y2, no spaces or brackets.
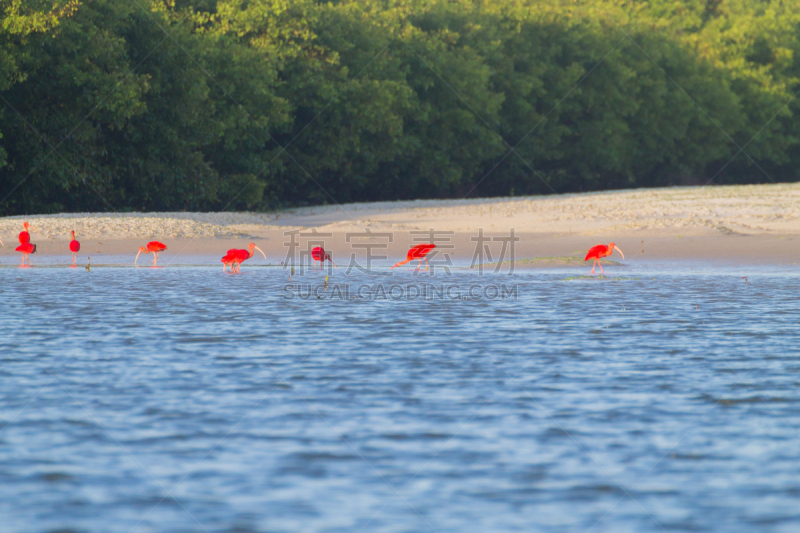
311,246,337,270
69,230,81,265
135,241,167,266
585,242,624,274
391,243,436,270
19,222,36,244
16,242,36,265
221,243,266,273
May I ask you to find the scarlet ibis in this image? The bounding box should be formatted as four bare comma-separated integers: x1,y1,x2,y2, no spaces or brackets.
16,242,36,265
391,244,436,270
135,241,167,266
311,246,337,270
19,221,36,244
584,242,624,274
221,243,265,273
69,230,80,265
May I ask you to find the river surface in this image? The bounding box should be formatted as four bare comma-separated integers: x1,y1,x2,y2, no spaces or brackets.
1,260,799,532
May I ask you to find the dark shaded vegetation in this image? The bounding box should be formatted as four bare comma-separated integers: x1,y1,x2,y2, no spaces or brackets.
0,0,798,214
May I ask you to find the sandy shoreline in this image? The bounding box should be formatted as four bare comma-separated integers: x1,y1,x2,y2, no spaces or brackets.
1,183,799,266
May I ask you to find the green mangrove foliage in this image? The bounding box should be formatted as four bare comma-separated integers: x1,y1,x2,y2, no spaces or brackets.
0,0,798,214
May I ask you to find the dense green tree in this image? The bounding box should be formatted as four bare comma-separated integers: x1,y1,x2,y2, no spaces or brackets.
0,0,799,215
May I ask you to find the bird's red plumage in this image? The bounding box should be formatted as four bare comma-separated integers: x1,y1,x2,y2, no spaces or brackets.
584,244,610,261
69,240,80,253
147,241,167,252
19,231,30,244
311,246,325,261
221,246,257,266
16,243,36,254
407,243,436,259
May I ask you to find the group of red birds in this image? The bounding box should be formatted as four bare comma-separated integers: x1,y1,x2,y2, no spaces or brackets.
6,220,623,274
220,244,338,273
8,222,81,266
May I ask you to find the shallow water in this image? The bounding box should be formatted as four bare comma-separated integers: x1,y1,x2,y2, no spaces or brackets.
1,261,799,532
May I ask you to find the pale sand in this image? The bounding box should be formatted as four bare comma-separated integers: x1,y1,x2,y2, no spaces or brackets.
1,183,798,266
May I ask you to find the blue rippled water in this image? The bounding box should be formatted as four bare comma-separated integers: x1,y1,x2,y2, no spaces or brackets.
1,261,799,532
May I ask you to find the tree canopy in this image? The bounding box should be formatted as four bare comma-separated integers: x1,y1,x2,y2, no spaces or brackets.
0,0,798,214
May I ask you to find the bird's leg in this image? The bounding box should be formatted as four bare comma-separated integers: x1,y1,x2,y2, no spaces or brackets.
599,259,605,274
425,257,429,271
590,260,596,274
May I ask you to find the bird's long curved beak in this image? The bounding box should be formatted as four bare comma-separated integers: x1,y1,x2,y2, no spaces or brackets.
615,247,625,259
254,246,267,260
135,250,142,266
29,225,38,234
330,259,338,269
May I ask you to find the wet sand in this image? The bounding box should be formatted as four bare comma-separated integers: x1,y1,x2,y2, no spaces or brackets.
1,183,798,266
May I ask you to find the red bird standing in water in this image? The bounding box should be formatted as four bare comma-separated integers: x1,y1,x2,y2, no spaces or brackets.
16,242,36,265
135,241,167,266
19,221,36,244
69,230,81,265
221,243,266,273
391,244,436,270
585,242,624,274
311,246,337,270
